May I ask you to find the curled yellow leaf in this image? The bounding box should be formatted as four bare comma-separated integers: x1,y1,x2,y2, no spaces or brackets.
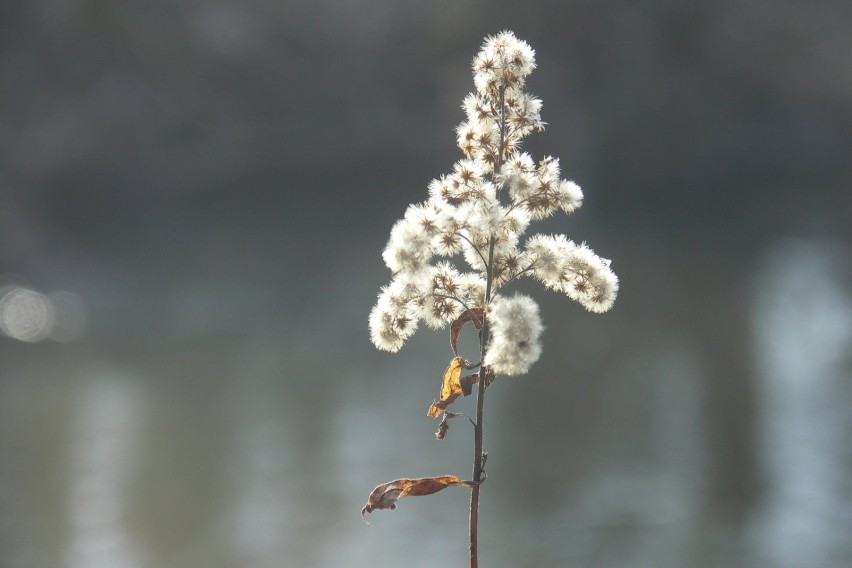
427,358,496,418
427,357,465,418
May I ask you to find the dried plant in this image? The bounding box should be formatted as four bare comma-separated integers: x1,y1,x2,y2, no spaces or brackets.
363,31,618,566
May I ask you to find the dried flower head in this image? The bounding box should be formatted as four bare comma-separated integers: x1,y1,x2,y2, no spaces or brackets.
369,30,617,373
364,33,621,563
484,294,543,375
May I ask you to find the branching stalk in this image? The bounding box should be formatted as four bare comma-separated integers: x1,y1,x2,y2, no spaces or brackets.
364,32,618,567
469,84,506,568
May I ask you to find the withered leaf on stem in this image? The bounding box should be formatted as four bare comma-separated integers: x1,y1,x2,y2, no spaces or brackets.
361,475,476,521
427,359,496,418
427,357,465,418
450,307,484,358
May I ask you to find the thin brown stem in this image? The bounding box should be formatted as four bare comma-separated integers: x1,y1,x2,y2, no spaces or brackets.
469,85,506,568
469,242,492,568
492,265,536,296
457,232,489,268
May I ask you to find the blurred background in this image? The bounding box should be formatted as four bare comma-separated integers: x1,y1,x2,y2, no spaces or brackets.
2,0,852,566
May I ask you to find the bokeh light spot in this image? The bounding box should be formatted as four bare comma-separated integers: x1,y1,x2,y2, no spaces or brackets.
0,286,56,342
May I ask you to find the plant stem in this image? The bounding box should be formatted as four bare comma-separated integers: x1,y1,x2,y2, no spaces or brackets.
469,237,494,568
469,85,506,568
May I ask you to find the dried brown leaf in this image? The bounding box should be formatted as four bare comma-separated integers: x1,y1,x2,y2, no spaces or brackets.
427,361,496,418
450,307,484,358
361,475,476,520
426,357,465,418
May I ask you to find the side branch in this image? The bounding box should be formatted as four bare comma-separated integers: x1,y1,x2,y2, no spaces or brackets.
457,232,490,268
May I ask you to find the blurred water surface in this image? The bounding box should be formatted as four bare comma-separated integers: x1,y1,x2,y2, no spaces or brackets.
2,1,852,566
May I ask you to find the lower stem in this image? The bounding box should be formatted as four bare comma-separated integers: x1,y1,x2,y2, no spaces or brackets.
469,486,480,567
469,359,487,567
470,238,495,567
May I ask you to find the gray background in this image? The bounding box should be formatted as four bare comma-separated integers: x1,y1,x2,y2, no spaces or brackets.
2,1,852,566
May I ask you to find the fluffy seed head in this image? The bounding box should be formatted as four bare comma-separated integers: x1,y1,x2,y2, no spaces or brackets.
484,294,543,375
369,32,617,355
